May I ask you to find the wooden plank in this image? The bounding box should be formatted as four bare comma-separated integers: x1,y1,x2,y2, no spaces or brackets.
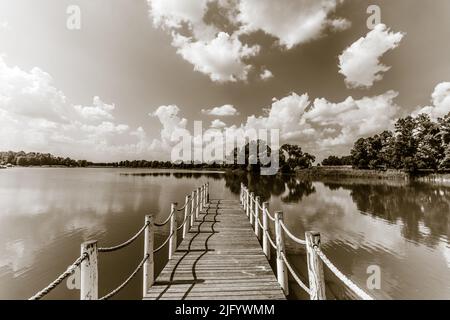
144,200,286,300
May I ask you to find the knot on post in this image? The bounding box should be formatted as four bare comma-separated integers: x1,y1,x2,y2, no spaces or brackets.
305,231,326,300
143,214,154,297
80,240,98,300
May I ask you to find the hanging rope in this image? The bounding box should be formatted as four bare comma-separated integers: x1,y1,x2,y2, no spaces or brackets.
266,209,276,222
99,254,149,300
281,252,310,295
177,213,191,231
265,230,277,249
98,222,150,252
314,247,373,300
154,209,176,227
257,216,264,229
177,200,189,212
153,231,175,253
29,253,88,300
279,221,306,245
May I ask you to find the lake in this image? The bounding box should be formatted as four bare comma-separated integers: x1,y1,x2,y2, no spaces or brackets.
0,168,449,299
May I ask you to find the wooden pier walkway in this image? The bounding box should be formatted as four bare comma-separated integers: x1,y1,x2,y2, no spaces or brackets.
30,183,373,301
144,199,286,300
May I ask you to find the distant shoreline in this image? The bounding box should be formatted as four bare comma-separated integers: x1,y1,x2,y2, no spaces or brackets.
296,166,450,183
1,165,227,172
6,165,450,184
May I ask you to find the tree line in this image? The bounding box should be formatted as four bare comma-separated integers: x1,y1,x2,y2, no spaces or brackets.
0,151,88,167
322,113,450,172
0,142,316,173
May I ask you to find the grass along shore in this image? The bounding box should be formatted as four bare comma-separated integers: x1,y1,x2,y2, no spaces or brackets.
296,166,450,183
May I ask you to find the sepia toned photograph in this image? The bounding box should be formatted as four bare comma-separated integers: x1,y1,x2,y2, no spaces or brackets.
1,0,450,309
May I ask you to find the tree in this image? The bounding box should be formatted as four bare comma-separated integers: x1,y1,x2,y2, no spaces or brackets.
392,116,417,170
279,144,315,172
351,138,369,168
414,114,444,170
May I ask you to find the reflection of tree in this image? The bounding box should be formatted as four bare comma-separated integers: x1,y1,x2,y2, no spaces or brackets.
122,171,223,180
224,171,315,203
324,181,450,246
282,180,316,203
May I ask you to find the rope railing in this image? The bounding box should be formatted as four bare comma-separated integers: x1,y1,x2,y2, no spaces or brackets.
154,208,177,227
239,184,374,301
279,220,306,246
281,252,310,295
99,254,149,300
257,215,264,229
29,253,88,300
153,231,175,253
266,208,276,221
265,230,277,249
29,183,209,300
98,221,150,253
176,198,190,211
314,247,373,300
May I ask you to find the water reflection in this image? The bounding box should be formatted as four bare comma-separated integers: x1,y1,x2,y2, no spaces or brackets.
322,180,450,246
224,171,316,203
224,173,450,299
1,168,449,299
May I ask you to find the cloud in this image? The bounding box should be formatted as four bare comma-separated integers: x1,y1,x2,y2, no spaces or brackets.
211,119,227,128
338,24,405,88
202,104,239,116
149,0,208,29
150,105,189,148
329,17,352,32
147,0,350,82
305,91,399,147
172,32,259,82
237,0,350,49
73,96,115,121
413,82,450,120
147,0,217,40
0,56,154,161
237,91,398,152
260,68,273,81
151,90,399,162
148,0,257,82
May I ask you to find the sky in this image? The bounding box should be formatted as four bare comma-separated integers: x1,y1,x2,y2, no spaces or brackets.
0,0,450,162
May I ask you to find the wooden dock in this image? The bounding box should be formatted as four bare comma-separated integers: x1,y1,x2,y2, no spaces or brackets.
144,199,286,300
30,183,373,301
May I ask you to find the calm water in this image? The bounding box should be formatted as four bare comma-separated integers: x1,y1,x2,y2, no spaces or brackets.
0,168,449,300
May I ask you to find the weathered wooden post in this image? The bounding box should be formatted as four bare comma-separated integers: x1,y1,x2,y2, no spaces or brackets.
80,240,98,300
168,203,178,259
254,196,260,238
191,190,196,225
182,195,190,239
275,211,288,295
143,215,154,297
239,183,243,205
245,188,248,214
199,185,204,212
204,184,207,206
249,192,254,225
244,187,248,209
305,231,326,300
262,202,270,259
196,187,200,219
